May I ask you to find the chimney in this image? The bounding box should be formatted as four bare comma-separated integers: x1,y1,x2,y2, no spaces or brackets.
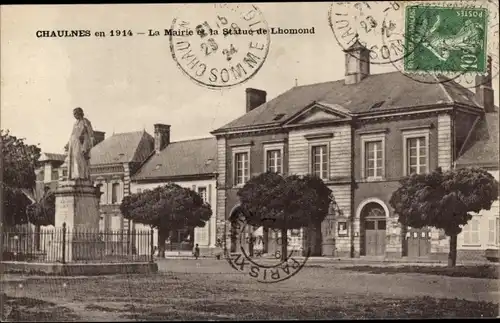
343,38,370,85
475,56,494,112
246,88,267,113
93,131,106,146
154,124,171,153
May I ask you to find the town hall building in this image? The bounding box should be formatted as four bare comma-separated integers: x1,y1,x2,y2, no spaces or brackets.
211,41,499,261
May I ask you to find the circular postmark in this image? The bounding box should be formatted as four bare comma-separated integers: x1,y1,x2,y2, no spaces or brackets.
223,211,310,283
328,1,408,65
169,4,271,89
386,0,499,87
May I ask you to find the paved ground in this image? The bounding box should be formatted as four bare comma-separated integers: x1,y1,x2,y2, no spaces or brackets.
2,259,499,320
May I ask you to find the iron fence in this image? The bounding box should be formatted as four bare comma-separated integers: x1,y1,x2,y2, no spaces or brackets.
2,222,154,264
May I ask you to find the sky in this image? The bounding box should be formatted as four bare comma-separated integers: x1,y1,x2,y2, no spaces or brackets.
1,2,499,154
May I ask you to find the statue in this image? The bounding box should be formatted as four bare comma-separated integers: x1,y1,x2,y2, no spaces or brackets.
66,107,94,181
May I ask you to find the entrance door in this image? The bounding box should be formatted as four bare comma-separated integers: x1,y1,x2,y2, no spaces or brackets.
365,218,386,256
407,227,431,258
362,202,387,256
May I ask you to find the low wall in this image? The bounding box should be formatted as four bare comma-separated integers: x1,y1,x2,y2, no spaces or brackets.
1,261,158,276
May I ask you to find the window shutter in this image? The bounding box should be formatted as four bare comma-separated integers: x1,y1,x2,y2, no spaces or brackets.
471,219,479,244
489,219,495,243
208,184,212,204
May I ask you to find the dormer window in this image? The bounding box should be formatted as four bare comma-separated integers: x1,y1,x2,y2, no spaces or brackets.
273,113,285,121
370,101,385,110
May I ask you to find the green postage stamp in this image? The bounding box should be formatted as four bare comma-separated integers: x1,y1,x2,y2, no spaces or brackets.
404,5,488,74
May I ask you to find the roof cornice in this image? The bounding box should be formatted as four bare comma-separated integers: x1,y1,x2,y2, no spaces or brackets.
132,172,217,183
455,162,499,170
212,126,284,138
212,102,485,136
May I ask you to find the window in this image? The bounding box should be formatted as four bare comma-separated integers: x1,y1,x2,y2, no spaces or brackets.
311,145,328,179
497,218,499,245
463,219,480,245
95,184,105,204
403,129,430,176
488,219,496,244
407,137,427,174
51,169,59,181
198,187,208,203
489,217,499,245
365,221,375,230
111,183,120,204
266,149,282,173
36,170,44,181
234,152,249,186
365,141,383,179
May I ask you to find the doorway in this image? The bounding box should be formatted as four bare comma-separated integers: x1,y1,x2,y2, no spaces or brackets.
361,202,386,256
406,227,431,258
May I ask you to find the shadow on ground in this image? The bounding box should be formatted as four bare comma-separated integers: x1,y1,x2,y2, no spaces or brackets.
339,265,499,279
1,293,79,322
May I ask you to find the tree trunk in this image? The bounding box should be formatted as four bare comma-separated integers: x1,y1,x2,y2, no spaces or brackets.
263,226,269,254
448,234,458,267
157,229,168,258
249,226,254,257
281,227,288,262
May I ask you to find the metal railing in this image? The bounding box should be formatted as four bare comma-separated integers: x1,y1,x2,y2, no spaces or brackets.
2,222,155,264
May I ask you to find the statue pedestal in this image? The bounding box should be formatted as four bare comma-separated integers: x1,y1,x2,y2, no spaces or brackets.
51,180,104,262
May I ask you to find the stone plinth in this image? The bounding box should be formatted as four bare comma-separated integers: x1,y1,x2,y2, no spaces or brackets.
322,238,336,256
386,216,403,258
52,180,103,262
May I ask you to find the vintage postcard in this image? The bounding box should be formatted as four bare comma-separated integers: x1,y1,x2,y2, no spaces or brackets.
1,1,499,320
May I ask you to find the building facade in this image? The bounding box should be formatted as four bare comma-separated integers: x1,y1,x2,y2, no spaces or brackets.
455,111,499,261
35,124,220,255
211,41,499,261
130,129,218,255
35,130,155,232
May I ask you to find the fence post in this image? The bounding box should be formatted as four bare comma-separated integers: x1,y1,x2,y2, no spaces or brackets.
62,222,67,264
150,228,154,263
127,225,131,255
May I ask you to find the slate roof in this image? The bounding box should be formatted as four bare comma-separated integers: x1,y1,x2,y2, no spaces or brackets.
213,72,482,133
90,130,154,165
456,109,499,169
132,137,217,181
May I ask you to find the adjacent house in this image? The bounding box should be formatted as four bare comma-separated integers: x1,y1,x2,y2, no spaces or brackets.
455,109,499,261
35,130,155,233
89,130,154,233
36,124,219,255
35,152,67,196
211,40,499,261
131,124,218,255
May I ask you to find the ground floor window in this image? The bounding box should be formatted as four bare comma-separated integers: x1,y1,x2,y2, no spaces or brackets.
489,217,500,246
462,218,480,245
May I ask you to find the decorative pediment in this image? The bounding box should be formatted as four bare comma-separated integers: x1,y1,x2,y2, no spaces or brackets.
283,102,351,127
298,108,342,123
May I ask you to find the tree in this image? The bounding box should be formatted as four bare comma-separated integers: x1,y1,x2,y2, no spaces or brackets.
237,172,333,261
1,130,41,227
389,167,499,267
26,187,55,226
120,183,212,258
